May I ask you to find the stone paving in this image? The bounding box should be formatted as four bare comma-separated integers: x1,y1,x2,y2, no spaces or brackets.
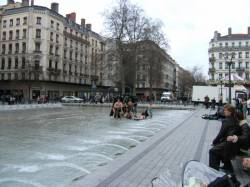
71,108,250,187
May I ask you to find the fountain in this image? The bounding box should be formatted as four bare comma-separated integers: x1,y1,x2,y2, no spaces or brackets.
0,106,192,187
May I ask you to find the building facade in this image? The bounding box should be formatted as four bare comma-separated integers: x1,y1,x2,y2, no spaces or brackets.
104,39,178,99
0,0,105,102
208,27,250,85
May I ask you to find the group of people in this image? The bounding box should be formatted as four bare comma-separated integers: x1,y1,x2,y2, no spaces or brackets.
208,104,250,176
109,97,152,120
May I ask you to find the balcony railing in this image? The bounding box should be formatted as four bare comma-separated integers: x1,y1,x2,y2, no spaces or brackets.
91,75,98,81
209,67,216,73
47,68,61,75
236,67,245,72
30,66,43,72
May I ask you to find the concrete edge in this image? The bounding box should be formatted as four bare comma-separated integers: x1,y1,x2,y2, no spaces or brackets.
70,109,199,187
63,103,195,110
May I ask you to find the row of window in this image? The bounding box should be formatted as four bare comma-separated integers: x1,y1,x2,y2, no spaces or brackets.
2,29,60,41
2,17,60,31
212,52,250,59
1,42,91,62
0,73,25,80
62,64,88,74
1,43,26,54
2,29,27,40
1,57,26,70
2,17,27,28
216,62,250,69
216,73,250,80
0,73,93,83
212,41,249,48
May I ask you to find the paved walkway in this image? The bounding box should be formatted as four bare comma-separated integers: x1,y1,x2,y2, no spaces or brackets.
71,107,249,187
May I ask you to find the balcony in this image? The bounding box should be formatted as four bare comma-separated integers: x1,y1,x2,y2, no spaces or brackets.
35,37,41,41
209,57,216,65
209,67,216,73
236,67,245,73
91,75,98,81
47,68,61,75
30,66,43,72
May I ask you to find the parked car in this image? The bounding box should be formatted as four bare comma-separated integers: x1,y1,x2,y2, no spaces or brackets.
61,96,83,103
160,92,173,102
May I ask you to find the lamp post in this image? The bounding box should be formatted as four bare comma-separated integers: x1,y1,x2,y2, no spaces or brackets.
220,79,223,96
223,52,235,104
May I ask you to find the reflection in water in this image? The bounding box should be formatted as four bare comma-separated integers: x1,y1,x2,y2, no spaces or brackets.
0,106,191,187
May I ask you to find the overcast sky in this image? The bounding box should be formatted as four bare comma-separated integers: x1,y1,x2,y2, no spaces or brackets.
2,0,250,76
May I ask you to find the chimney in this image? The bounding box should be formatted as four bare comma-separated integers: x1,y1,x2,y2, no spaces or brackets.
228,27,232,35
66,12,76,22
81,18,85,27
31,0,34,6
86,24,92,31
22,0,29,6
248,27,250,35
51,2,59,13
7,0,15,4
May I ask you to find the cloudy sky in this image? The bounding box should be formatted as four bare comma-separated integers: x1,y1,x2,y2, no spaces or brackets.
2,0,250,76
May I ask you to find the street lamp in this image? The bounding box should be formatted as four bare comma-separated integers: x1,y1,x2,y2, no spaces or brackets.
219,78,223,96
223,52,235,104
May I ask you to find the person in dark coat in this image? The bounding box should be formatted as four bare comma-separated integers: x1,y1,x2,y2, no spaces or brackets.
226,112,250,153
209,104,240,172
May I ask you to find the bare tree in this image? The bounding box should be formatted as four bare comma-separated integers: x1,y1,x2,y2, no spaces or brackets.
191,66,207,85
103,0,130,94
142,19,169,50
103,0,169,95
179,69,195,99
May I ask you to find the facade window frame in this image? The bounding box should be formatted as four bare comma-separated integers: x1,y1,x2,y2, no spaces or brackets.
36,29,41,38
16,18,20,26
1,58,5,70
3,20,7,28
36,17,41,25
23,17,27,25
9,19,13,27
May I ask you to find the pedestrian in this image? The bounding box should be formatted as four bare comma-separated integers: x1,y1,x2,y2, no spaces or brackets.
211,98,216,110
204,95,210,109
247,97,250,115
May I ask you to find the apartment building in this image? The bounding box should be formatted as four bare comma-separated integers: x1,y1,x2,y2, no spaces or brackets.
104,39,177,99
0,0,105,102
208,27,250,85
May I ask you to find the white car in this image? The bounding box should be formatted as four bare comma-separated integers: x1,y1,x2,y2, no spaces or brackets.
160,92,173,102
61,96,83,103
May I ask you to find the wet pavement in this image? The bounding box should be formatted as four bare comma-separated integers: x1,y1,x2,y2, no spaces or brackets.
0,106,192,187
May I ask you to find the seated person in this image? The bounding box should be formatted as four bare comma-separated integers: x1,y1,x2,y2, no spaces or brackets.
202,105,225,120
209,104,240,172
134,109,149,120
